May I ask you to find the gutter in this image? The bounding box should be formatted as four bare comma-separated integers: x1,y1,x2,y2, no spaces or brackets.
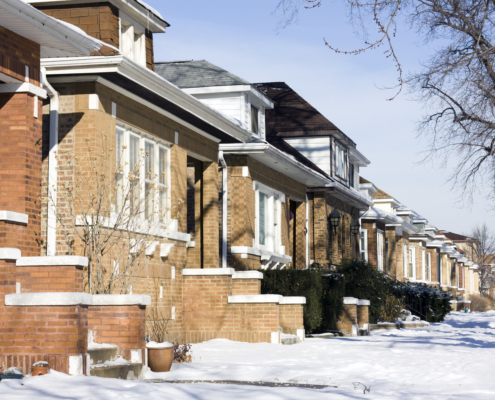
41,56,254,143
41,68,59,256
219,151,228,269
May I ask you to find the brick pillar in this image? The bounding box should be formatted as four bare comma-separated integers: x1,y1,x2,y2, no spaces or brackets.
357,300,370,329
313,193,327,263
336,298,358,336
294,201,307,269
202,162,219,269
0,93,43,256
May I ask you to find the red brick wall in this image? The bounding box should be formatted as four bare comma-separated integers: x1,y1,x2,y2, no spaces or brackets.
0,26,40,85
17,266,83,293
88,305,146,361
0,93,43,256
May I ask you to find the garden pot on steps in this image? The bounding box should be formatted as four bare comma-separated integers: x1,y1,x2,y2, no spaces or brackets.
147,346,174,372
31,361,50,376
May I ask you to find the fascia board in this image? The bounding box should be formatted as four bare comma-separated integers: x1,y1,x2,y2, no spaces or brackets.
349,147,370,166
373,198,401,208
183,85,274,109
27,0,169,32
325,182,374,208
1,0,102,55
220,143,330,187
42,56,253,143
359,183,377,194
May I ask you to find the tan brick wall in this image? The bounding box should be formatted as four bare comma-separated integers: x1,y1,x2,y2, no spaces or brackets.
336,303,358,334
231,279,261,295
357,304,369,328
279,304,303,335
203,162,220,268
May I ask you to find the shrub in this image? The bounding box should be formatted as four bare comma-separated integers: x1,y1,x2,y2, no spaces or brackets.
335,259,392,323
379,294,404,322
261,268,344,333
470,294,493,312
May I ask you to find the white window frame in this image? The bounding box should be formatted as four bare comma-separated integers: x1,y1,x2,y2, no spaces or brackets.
426,252,432,282
120,13,146,66
422,248,426,281
333,141,348,180
360,229,368,262
408,246,416,279
377,230,384,272
403,242,408,277
115,122,171,223
254,181,284,254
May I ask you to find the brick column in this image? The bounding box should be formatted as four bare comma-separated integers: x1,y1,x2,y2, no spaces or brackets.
357,300,370,329
336,297,358,336
202,162,219,268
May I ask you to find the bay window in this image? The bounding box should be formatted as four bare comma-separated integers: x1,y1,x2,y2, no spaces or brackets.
115,124,170,222
255,182,283,253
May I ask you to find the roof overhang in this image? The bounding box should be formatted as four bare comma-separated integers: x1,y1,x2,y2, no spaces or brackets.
183,85,274,109
26,0,169,32
349,147,370,167
427,240,445,249
409,235,433,243
361,208,419,234
219,142,331,189
374,198,400,208
42,56,254,144
0,0,102,58
360,183,377,194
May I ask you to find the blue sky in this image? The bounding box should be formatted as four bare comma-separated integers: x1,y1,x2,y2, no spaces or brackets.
144,0,493,234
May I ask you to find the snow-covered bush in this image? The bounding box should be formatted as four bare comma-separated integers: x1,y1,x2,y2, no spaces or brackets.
470,294,494,312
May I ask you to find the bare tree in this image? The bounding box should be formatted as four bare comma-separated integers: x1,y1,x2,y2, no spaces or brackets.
46,133,181,294
465,223,495,294
274,0,495,205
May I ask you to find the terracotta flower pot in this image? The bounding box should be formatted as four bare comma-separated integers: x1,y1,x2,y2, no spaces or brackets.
147,347,174,372
32,366,48,376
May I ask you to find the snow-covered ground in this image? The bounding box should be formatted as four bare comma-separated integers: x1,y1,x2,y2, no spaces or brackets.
2,311,495,399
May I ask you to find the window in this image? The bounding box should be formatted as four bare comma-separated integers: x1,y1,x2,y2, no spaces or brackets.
349,163,355,188
385,239,389,273
408,247,416,279
377,231,384,272
120,18,146,66
360,229,368,262
251,105,259,135
413,223,425,234
333,141,348,180
422,248,426,281
426,252,431,282
255,182,283,253
403,243,408,277
115,124,170,222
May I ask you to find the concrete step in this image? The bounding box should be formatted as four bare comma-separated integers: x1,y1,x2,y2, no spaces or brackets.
90,363,143,380
88,346,119,365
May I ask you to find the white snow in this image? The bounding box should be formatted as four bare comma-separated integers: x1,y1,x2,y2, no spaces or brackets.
146,341,174,348
2,312,495,399
135,0,164,19
91,356,129,368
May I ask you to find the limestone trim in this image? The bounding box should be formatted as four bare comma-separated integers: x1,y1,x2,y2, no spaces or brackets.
231,246,292,265
343,297,358,305
232,271,263,280
357,299,370,306
5,292,93,306
0,248,21,260
92,294,151,306
0,210,28,225
16,256,89,267
0,82,47,98
280,296,306,305
183,268,235,276
228,295,283,304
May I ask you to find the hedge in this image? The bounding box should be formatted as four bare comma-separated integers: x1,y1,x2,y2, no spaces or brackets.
260,269,344,333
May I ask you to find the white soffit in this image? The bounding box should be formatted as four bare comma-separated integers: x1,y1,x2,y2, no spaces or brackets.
183,85,274,109
0,0,101,57
349,147,370,167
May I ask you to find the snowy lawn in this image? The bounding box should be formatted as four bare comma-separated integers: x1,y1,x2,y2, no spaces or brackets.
2,311,495,399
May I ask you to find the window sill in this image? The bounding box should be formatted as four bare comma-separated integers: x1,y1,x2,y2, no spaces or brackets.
231,246,292,267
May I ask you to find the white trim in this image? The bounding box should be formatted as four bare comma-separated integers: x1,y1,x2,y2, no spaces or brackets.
357,299,370,306
280,296,306,305
92,294,151,306
5,292,93,306
88,93,99,110
360,228,368,262
232,271,263,280
160,243,174,257
0,83,47,99
228,295,283,304
0,248,21,260
182,85,274,109
182,268,235,276
343,297,358,305
0,210,28,225
16,256,88,267
230,246,292,265
377,230,384,272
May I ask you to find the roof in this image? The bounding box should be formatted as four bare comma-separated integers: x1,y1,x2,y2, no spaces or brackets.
154,60,252,89
0,0,102,58
254,82,356,148
442,232,475,242
373,186,394,200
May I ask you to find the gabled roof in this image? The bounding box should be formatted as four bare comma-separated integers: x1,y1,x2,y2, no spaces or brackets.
373,186,394,200
155,60,251,89
442,232,475,242
254,82,355,148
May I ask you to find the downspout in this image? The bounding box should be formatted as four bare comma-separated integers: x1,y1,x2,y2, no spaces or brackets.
219,151,228,268
41,68,59,257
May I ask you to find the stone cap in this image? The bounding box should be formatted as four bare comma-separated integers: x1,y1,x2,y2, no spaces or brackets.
232,271,263,280
280,296,306,305
5,292,93,306
183,268,235,276
0,248,21,261
449,300,458,304
459,300,471,304
17,256,89,268
357,299,371,306
343,297,358,305
228,295,283,304
92,294,151,306
0,210,28,225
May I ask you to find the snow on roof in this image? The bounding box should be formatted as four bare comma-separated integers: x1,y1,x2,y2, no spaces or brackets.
135,0,163,19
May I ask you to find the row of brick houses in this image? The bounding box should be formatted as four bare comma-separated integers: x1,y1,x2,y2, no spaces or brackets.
0,0,483,376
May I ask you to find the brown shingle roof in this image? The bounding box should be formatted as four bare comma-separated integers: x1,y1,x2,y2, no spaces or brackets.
442,232,474,242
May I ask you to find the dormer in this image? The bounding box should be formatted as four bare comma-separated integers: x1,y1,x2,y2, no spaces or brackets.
154,61,273,138
359,177,377,202
27,0,169,69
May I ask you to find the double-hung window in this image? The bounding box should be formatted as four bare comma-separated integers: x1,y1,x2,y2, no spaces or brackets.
426,252,431,282
422,248,426,281
377,231,384,271
255,182,283,253
408,246,416,279
360,229,368,262
115,124,170,222
251,105,259,135
333,141,348,180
